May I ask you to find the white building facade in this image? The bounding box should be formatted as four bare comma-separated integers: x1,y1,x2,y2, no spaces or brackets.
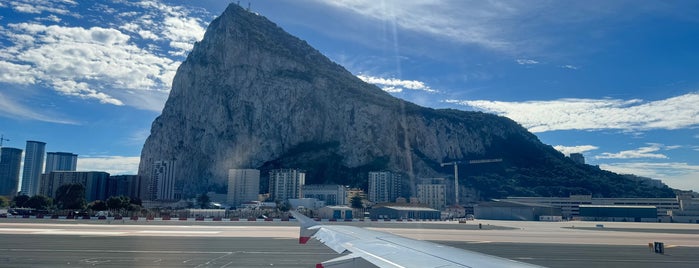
228,169,260,207
269,169,305,202
303,184,348,206
416,178,447,210
149,160,176,201
367,171,401,203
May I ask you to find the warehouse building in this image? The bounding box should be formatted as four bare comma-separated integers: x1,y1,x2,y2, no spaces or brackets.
474,201,562,221
577,205,657,222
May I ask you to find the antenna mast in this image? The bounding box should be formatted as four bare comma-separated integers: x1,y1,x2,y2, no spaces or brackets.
0,134,9,147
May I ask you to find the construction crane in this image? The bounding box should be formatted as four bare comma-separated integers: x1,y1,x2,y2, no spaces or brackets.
0,134,8,147
441,158,502,205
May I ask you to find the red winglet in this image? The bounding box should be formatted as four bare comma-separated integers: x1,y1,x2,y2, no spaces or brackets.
315,263,324,268
299,236,311,244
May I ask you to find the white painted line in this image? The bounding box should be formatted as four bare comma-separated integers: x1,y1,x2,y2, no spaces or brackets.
36,231,127,235
0,228,60,232
136,230,218,234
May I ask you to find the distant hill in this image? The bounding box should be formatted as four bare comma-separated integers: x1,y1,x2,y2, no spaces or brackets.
138,4,675,200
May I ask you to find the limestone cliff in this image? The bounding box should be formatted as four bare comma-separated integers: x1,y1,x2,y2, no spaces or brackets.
138,4,674,200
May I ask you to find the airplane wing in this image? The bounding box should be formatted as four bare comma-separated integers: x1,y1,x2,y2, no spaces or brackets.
290,211,544,268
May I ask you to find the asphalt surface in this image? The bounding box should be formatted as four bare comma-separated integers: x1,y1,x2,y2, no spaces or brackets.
1,219,698,267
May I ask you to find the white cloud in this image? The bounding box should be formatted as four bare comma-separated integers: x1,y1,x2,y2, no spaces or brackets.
0,0,209,113
596,144,670,159
131,0,207,56
516,59,539,65
77,156,140,175
447,92,699,133
318,0,516,51
562,64,579,70
600,162,699,191
1,23,180,107
0,92,78,124
9,0,76,16
553,145,598,156
357,74,437,93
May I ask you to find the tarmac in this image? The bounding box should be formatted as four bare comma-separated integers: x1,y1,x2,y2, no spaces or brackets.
1,218,698,267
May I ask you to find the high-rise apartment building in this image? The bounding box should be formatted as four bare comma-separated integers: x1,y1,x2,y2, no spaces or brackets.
416,178,448,210
227,169,260,207
148,160,176,201
0,147,23,196
367,171,401,203
20,140,46,196
45,152,78,173
268,169,305,202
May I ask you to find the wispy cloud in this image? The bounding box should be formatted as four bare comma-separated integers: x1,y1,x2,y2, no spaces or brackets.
0,91,78,124
596,143,672,159
553,145,598,156
77,156,140,175
357,74,437,93
447,92,699,133
8,0,76,16
516,59,539,65
599,162,699,191
562,64,579,70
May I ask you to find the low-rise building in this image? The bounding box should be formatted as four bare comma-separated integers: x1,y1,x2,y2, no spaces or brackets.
370,206,440,220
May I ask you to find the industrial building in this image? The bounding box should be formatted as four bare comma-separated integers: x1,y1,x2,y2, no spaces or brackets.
370,206,440,220
577,205,657,222
474,201,562,221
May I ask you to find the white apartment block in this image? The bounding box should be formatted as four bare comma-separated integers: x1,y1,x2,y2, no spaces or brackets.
303,184,348,206
368,171,401,203
416,178,447,210
149,160,176,201
228,169,260,207
269,169,305,202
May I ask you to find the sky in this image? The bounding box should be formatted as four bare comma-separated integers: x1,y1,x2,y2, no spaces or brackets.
0,0,698,192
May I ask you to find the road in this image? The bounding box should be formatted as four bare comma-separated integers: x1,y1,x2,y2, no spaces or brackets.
1,219,698,267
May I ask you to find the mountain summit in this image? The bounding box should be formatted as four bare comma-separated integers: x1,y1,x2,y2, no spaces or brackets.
138,4,673,200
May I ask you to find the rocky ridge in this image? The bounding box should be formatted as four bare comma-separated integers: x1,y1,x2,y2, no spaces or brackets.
138,4,674,200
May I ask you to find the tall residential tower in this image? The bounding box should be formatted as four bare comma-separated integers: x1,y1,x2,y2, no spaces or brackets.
20,140,46,196
0,147,23,196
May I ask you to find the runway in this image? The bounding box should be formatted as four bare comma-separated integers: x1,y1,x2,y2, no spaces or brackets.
1,219,699,267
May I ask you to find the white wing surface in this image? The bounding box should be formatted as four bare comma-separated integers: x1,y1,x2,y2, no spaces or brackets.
291,211,545,268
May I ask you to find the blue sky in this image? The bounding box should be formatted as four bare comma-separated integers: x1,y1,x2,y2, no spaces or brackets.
0,0,698,192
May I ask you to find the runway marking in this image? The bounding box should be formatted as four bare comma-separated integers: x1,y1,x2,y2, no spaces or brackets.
0,249,231,254
138,231,221,234
35,231,126,236
0,228,60,232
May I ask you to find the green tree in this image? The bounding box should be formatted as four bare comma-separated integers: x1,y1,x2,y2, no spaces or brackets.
106,196,130,210
55,183,86,210
88,200,108,211
25,195,53,210
277,200,291,212
0,196,9,207
130,197,142,206
12,194,30,208
350,194,363,209
196,193,210,209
